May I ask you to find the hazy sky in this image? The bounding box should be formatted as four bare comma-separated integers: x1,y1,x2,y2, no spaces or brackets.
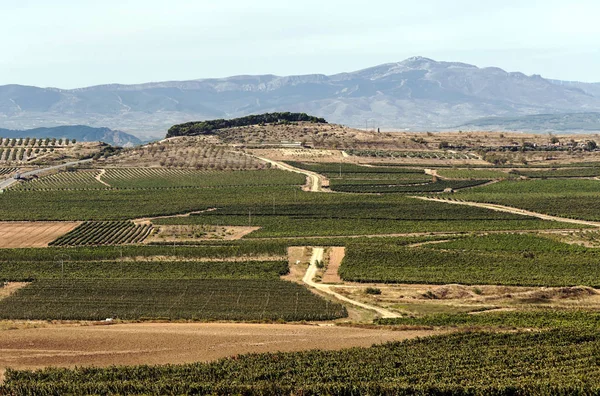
2,0,600,88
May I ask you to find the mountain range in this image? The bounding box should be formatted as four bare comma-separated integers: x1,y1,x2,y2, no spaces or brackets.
0,126,142,147
1,56,600,138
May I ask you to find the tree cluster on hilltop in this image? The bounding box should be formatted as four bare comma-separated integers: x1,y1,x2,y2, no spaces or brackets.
166,112,327,138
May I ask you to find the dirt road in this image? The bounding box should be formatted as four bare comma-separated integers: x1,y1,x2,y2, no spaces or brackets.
415,197,600,228
0,322,437,378
255,156,325,192
303,248,401,318
94,169,111,187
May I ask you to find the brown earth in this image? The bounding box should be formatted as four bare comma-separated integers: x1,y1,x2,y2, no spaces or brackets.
0,322,441,380
0,283,28,300
146,225,260,242
282,246,310,282
322,247,345,283
0,222,80,248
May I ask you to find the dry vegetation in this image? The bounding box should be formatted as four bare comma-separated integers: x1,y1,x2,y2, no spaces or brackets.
146,224,260,242
100,136,268,169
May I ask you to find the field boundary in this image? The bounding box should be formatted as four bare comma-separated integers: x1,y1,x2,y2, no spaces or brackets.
303,247,400,318
254,156,326,192
414,197,600,228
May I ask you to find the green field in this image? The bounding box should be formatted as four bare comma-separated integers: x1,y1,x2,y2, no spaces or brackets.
3,329,600,395
377,309,600,329
436,168,515,179
0,260,288,281
339,234,600,286
0,279,346,321
11,168,305,190
458,179,600,221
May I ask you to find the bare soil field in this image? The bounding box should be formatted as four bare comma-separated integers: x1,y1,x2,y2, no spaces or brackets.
0,322,441,380
322,247,345,284
332,283,600,316
146,224,260,242
0,222,80,248
0,283,28,300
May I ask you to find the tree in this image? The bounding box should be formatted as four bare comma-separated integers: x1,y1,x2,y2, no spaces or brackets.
586,140,597,151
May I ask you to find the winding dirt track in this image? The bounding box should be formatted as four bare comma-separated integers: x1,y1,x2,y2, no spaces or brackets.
94,169,111,187
415,197,600,228
303,248,401,318
254,156,325,192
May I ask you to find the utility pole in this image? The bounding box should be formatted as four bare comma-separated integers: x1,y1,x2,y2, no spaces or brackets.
248,209,251,226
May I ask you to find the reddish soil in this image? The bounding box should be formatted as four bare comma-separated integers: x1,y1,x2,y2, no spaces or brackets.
0,322,441,379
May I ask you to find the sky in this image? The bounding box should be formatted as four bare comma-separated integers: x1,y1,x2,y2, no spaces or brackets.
1,0,600,88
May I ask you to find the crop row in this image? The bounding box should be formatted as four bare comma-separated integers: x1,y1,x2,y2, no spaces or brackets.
0,184,580,237
346,149,478,160
0,243,287,262
339,237,600,286
0,279,347,321
436,168,516,180
3,329,599,395
0,137,75,147
458,179,600,221
13,168,305,190
330,179,490,193
11,170,105,190
377,309,600,329
512,167,600,178
50,221,153,246
0,167,17,176
101,168,304,189
286,161,425,174
0,260,288,281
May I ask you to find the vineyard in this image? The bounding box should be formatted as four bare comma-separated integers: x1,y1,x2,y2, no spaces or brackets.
339,234,600,286
512,167,600,178
101,168,303,188
346,149,479,160
0,137,77,164
377,309,600,329
3,329,600,394
458,179,600,221
330,179,490,193
0,243,287,263
0,279,347,321
0,167,17,176
286,162,491,193
436,168,516,180
11,168,305,190
49,221,153,246
11,169,106,190
0,260,288,281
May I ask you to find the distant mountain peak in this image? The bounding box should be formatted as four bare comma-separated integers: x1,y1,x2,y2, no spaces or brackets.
1,58,600,135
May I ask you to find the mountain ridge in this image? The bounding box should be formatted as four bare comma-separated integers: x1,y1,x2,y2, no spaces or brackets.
0,125,142,147
1,57,599,137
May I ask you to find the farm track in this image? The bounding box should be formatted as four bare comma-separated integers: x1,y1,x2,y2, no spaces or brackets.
303,248,400,319
415,197,600,228
254,156,326,192
95,169,111,187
